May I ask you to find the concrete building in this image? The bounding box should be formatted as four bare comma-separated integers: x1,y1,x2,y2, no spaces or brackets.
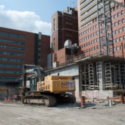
0,27,50,90
51,7,78,66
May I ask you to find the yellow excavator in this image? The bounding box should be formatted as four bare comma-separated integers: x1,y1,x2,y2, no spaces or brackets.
21,64,75,107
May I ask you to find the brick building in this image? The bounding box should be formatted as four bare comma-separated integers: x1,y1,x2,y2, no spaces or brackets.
0,27,50,87
78,0,125,58
51,7,78,66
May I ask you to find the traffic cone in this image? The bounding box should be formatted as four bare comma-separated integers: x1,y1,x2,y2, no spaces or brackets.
120,94,124,104
8,97,11,102
80,96,85,108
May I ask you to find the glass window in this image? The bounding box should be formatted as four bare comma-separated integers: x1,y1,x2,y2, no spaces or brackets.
121,10,124,15
0,64,22,68
116,46,119,51
0,39,25,45
81,11,97,22
117,12,120,17
119,28,122,33
119,37,122,42
121,18,125,23
115,38,118,43
114,22,117,26
80,0,95,11
120,45,122,50
123,35,125,40
0,51,24,57
0,31,25,40
118,20,121,25
122,27,125,32
80,0,87,5
0,70,22,74
0,76,17,80
113,14,116,19
0,57,24,62
0,45,24,51
115,30,118,34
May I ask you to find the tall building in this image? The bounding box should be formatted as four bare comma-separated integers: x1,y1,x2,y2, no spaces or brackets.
78,0,125,58
0,27,50,88
51,7,78,66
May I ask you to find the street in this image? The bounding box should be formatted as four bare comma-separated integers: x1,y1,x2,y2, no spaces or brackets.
0,102,125,125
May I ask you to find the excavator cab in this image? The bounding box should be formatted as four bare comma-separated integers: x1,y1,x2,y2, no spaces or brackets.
22,64,47,93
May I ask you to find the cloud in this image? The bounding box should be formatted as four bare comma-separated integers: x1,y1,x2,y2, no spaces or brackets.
0,5,51,35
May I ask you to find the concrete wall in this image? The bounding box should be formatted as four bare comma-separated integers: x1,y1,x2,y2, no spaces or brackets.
50,64,79,76
82,90,113,100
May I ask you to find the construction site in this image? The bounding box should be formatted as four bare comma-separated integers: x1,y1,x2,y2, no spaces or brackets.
0,0,125,125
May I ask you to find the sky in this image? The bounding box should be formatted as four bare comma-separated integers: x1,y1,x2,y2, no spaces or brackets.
0,0,77,35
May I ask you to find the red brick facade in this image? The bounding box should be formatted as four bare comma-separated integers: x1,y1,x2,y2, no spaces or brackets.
78,0,125,58
52,48,66,66
40,35,50,68
51,7,78,66
0,27,50,82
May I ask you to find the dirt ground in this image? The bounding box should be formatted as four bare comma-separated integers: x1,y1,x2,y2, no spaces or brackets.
0,102,125,125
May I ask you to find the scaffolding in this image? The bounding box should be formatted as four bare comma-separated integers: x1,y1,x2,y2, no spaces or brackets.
81,60,125,91
88,63,95,90
96,62,103,90
97,0,114,56
104,62,113,89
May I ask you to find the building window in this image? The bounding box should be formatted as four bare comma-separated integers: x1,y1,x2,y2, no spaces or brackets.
115,30,118,34
113,14,116,19
122,26,125,32
119,28,122,33
0,39,25,45
120,45,122,50
118,20,121,25
117,12,120,17
0,51,24,57
123,35,125,40
0,76,17,80
53,18,56,31
114,22,117,26
115,38,118,43
116,46,119,51
119,37,122,42
121,10,124,15
0,31,25,40
0,45,24,51
0,64,22,68
121,18,125,23
0,57,24,62
0,70,22,74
